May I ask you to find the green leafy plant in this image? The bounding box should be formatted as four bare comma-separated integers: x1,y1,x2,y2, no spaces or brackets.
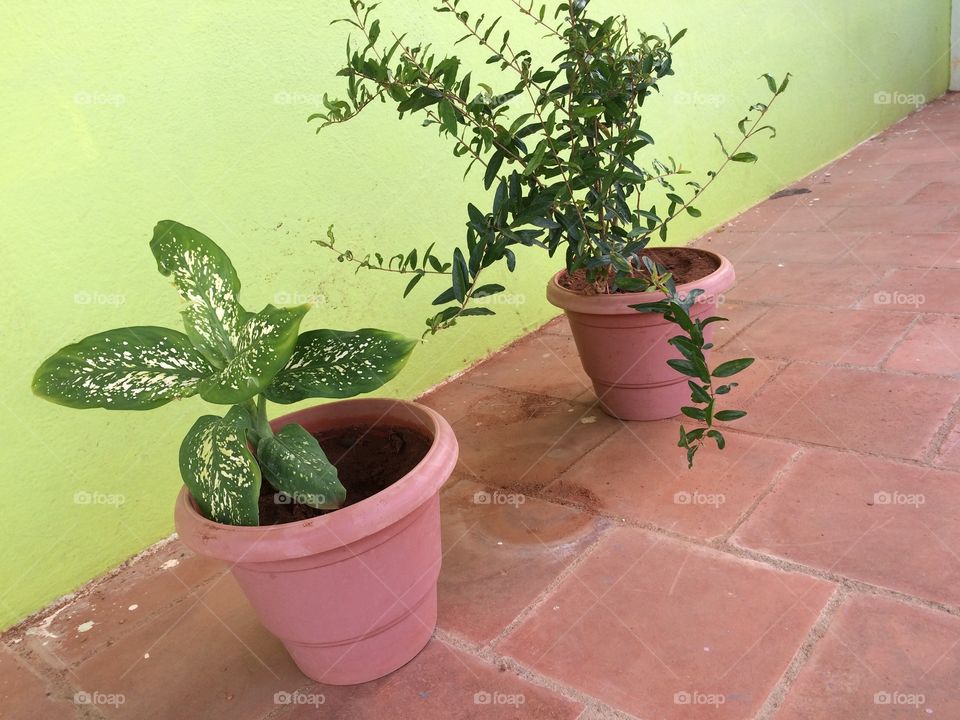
629,256,754,466
314,0,787,462
33,221,416,525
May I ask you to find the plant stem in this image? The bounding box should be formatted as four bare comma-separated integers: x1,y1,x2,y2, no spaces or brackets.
255,394,272,439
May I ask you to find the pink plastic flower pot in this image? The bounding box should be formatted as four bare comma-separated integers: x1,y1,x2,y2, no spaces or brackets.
174,398,458,685
546,249,736,421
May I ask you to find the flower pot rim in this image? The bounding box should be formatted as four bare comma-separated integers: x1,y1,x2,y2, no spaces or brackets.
174,397,458,563
546,247,734,315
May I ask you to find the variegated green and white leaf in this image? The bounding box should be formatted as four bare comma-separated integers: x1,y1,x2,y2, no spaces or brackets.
150,220,248,368
32,326,214,410
198,304,309,405
180,407,261,526
263,329,417,404
257,423,344,509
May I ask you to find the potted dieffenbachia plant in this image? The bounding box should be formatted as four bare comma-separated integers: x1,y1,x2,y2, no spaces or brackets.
314,0,790,465
33,220,459,685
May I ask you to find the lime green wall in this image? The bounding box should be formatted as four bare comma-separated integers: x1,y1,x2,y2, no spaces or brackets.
1,0,950,628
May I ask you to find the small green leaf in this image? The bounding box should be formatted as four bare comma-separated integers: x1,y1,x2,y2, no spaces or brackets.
523,141,548,176
180,408,260,526
715,409,747,422
574,105,605,118
472,283,505,298
712,358,755,378
33,327,214,410
730,152,758,163
452,248,469,302
459,307,495,316
484,151,504,190
257,424,344,509
681,406,706,421
403,271,424,298
263,328,416,403
707,429,725,449
198,305,309,404
438,99,458,134
367,18,380,46
668,357,710,383
687,381,711,404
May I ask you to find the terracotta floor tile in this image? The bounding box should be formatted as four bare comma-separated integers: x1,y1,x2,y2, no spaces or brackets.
892,160,960,184
736,364,959,460
12,540,224,669
543,421,797,540
709,301,771,349
861,267,960,313
803,179,924,206
450,390,621,494
883,314,960,374
539,315,570,336
875,144,960,165
276,641,582,719
468,332,592,401
848,231,960,268
828,204,955,233
499,527,834,720
904,180,960,204
723,261,884,306
417,380,518,426
695,231,858,264
708,346,784,404
721,202,845,233
774,594,960,720
72,573,306,720
0,648,78,719
724,307,913,366
823,158,906,183
733,448,960,605
437,478,606,644
938,209,960,231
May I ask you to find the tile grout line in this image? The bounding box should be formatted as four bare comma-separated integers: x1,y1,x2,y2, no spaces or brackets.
706,423,957,470
474,484,960,621
921,393,960,464
711,302,774,352
875,312,925,370
736,359,793,409
752,585,849,720
0,535,180,647
850,266,899,309
433,628,643,720
719,446,807,543
2,645,109,720
5,565,233,673
737,354,960,381
722,544,960,620
719,297,960,315
486,519,616,653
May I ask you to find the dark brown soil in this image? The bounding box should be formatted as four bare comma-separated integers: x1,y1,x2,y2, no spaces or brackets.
257,425,432,525
557,247,720,295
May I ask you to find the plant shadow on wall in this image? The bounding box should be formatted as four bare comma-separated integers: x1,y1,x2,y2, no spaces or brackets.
313,0,790,466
